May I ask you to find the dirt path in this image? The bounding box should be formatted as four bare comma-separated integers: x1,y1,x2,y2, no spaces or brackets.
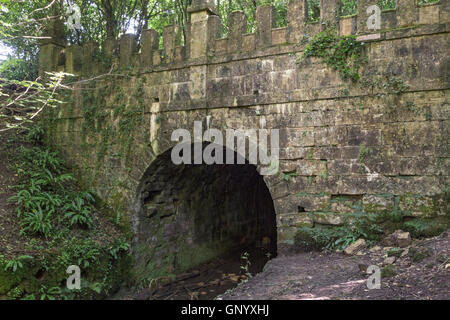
219,232,450,300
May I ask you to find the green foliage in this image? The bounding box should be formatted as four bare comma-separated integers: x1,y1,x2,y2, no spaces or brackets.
298,27,365,82
294,225,337,251
8,140,96,236
39,285,63,300
7,286,24,299
403,219,449,238
341,0,357,16
306,0,320,22
378,0,396,10
4,255,33,273
240,252,252,279
0,58,37,81
361,74,409,95
63,191,95,228
56,239,101,269
294,218,383,251
339,0,397,15
0,1,49,66
0,72,67,131
417,0,439,5
108,238,130,260
282,171,298,181
217,0,288,35
20,204,52,236
25,124,44,144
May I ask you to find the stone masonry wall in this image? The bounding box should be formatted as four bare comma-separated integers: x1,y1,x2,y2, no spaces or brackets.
40,0,449,260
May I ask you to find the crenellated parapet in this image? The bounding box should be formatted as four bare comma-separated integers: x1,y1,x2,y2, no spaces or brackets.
39,0,448,77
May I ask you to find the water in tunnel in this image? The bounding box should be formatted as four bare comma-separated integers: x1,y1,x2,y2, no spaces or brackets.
133,143,277,281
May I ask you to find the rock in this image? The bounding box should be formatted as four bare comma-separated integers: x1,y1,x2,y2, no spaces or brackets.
369,245,381,253
401,248,409,257
344,239,366,255
396,231,411,248
384,230,411,248
384,256,396,264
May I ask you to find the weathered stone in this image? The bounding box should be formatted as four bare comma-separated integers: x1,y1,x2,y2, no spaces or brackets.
314,212,346,226
163,24,180,62
397,0,418,27
396,231,412,248
384,230,412,248
340,16,357,36
141,29,159,67
286,0,305,43
119,34,137,67
320,0,340,27
344,239,367,255
277,212,313,228
228,11,247,53
384,256,396,264
256,5,276,48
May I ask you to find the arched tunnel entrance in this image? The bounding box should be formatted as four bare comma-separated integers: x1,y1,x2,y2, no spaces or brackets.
133,143,277,298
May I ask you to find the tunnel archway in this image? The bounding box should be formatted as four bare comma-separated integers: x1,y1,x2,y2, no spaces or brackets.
132,143,277,281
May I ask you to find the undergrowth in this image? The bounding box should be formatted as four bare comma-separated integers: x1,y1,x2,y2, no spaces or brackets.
294,218,383,252
9,139,95,236
0,125,131,300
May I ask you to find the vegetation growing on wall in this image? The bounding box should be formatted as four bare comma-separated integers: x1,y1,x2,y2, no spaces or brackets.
298,27,365,82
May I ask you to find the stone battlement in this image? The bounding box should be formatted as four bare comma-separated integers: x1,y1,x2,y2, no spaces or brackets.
40,0,448,77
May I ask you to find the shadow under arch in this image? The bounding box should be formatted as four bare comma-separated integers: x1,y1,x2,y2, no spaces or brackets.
132,142,277,282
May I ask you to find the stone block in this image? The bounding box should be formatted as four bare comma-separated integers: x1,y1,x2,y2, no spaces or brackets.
287,0,305,43
119,34,137,67
228,11,247,53
256,5,276,48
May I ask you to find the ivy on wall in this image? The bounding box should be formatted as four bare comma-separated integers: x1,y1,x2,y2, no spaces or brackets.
298,27,365,82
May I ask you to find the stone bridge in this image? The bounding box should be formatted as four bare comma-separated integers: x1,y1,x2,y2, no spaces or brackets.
39,0,449,281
